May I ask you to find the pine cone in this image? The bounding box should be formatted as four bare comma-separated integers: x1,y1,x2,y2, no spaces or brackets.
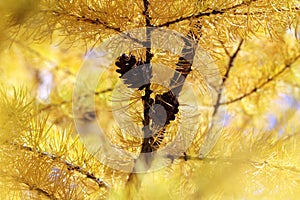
153,90,179,126
115,53,137,76
115,53,152,90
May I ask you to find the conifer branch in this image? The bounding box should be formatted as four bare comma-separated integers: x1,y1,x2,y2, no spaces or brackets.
40,9,144,45
156,1,299,31
39,88,112,112
39,100,70,111
157,1,257,27
175,154,300,174
213,39,244,115
166,32,196,158
220,54,300,105
124,0,154,189
231,6,300,16
249,160,300,174
140,0,154,154
125,13,154,193
16,144,109,189
15,177,58,200
143,0,152,27
44,10,121,32
139,0,154,159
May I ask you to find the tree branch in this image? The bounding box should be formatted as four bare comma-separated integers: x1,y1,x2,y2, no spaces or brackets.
15,144,109,189
143,0,152,27
249,160,300,174
39,88,112,113
169,153,300,175
126,0,154,189
16,177,59,200
139,0,154,158
156,1,299,28
220,54,300,105
46,10,121,32
213,40,244,115
41,10,144,46
231,6,300,16
156,1,256,27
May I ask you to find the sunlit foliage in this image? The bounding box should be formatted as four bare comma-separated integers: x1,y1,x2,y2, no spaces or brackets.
0,0,300,199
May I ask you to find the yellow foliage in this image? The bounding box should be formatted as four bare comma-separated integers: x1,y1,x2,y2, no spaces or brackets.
0,0,300,199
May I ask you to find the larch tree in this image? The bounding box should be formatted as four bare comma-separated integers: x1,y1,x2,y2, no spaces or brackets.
0,0,300,199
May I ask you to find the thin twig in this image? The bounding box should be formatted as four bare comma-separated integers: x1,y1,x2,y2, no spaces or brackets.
231,6,300,16
220,54,300,105
157,1,257,27
213,40,244,115
172,154,300,174
40,10,144,46
16,177,59,200
15,144,109,188
49,10,121,32
39,88,112,112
